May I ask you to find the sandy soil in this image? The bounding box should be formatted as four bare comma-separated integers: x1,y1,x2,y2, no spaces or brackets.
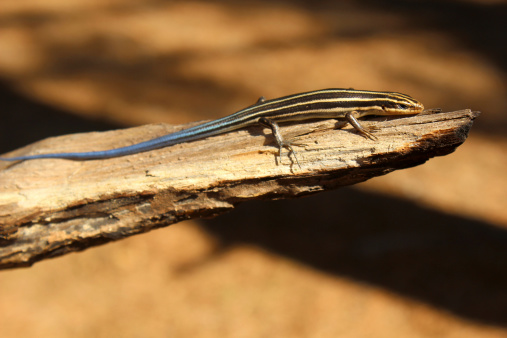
0,0,506,337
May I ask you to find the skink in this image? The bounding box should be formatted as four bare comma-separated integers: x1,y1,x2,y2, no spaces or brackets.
0,88,424,165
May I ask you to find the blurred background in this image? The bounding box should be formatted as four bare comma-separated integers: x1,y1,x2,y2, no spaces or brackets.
0,0,506,337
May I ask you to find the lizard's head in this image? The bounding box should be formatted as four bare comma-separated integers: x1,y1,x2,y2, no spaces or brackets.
379,92,424,115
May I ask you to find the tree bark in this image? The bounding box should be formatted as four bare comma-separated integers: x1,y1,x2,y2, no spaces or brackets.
0,109,479,269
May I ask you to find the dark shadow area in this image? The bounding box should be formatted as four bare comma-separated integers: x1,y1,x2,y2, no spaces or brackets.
0,80,120,154
201,187,507,327
365,0,507,72
295,0,507,73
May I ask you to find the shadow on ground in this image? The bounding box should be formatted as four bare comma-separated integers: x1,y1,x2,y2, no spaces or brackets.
0,80,119,154
201,187,507,327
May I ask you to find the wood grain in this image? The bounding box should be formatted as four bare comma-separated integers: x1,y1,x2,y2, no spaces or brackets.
0,109,479,269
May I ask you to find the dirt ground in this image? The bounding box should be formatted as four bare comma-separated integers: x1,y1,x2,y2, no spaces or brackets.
0,0,506,337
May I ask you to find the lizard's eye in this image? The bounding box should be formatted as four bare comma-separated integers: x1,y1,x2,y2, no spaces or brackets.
397,103,409,109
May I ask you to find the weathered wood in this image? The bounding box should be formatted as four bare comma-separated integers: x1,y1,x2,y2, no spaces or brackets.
0,109,479,269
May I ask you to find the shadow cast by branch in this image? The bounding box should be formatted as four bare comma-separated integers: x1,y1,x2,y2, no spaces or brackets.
201,187,507,327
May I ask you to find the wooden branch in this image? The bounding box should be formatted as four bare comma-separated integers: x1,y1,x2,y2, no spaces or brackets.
0,109,479,269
